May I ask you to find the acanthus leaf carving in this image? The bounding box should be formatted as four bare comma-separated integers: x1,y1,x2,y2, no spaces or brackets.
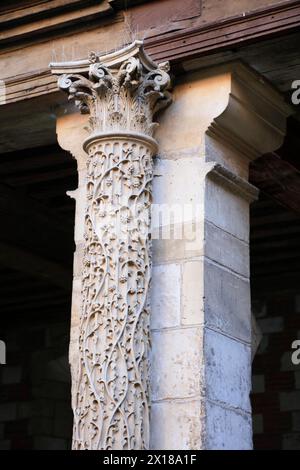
55,41,171,137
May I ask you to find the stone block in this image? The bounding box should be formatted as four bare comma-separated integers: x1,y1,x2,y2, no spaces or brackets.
181,260,204,325
151,264,181,329
152,221,204,264
205,178,250,242
150,400,203,450
204,329,251,412
151,327,202,401
205,402,252,450
153,158,207,207
204,221,249,277
71,278,83,330
155,70,230,155
204,259,251,342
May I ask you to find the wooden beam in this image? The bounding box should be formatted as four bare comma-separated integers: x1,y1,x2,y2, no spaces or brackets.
145,0,300,64
2,2,300,105
0,1,113,48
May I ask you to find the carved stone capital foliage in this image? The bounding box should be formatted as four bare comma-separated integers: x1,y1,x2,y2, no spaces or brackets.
52,41,171,139
50,42,171,450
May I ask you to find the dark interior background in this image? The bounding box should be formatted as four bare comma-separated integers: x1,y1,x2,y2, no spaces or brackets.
0,144,76,450
250,120,300,450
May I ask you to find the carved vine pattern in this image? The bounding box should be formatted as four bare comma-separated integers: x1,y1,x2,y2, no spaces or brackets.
73,139,152,449
57,49,171,450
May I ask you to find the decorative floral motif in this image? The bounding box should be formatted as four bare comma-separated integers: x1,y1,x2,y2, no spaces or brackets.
54,43,171,450
58,49,171,137
72,139,153,450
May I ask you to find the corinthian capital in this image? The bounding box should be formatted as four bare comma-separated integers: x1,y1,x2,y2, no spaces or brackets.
50,40,171,138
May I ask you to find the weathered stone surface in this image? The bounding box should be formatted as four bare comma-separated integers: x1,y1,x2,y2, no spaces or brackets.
151,327,202,401
204,259,251,342
153,157,207,207
152,221,204,264
151,264,181,329
150,400,203,450
205,134,249,179
155,70,231,155
205,178,250,242
204,329,251,412
181,260,204,325
54,42,172,450
205,402,252,450
54,60,291,449
204,221,249,277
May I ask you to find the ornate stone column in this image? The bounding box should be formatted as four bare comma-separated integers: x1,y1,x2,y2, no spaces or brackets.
50,41,171,450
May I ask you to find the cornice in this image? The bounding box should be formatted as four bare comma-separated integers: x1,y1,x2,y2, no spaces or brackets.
1,1,300,105
206,62,292,162
0,0,114,49
50,40,171,139
145,0,300,64
49,40,158,75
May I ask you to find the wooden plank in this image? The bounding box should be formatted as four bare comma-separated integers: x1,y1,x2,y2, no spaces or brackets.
0,3,113,45
145,1,300,63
